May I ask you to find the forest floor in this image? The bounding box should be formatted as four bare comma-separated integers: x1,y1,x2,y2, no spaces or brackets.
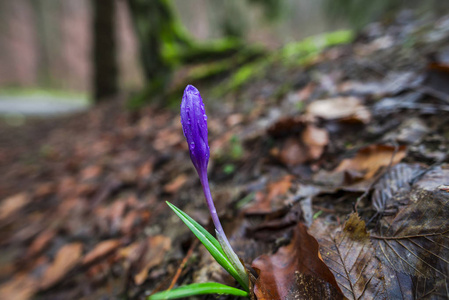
1,12,449,300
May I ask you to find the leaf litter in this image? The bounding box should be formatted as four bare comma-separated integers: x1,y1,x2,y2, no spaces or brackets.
1,11,449,300
309,213,385,299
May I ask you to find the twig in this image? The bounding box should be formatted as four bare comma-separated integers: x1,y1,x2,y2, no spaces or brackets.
167,239,199,290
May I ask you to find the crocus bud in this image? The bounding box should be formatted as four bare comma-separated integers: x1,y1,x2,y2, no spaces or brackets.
180,85,249,290
181,85,210,176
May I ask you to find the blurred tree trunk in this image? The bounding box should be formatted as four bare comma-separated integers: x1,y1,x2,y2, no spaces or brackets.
33,0,55,87
127,0,191,96
93,0,118,102
126,0,268,106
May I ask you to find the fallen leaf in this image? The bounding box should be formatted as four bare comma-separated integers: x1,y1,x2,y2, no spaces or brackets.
371,163,424,213
121,210,140,234
40,242,83,290
384,118,429,145
0,274,37,300
309,213,386,299
340,72,422,98
252,223,343,299
226,113,244,127
302,125,329,160
134,235,171,285
335,144,407,182
278,138,309,166
371,167,449,279
153,128,183,151
267,116,305,138
117,240,146,269
0,193,30,221
296,82,316,102
34,182,56,198
362,166,449,298
306,97,371,124
82,239,122,265
163,174,188,194
80,165,103,181
108,200,127,233
138,159,154,180
26,229,56,257
424,61,449,102
380,266,414,300
245,175,294,215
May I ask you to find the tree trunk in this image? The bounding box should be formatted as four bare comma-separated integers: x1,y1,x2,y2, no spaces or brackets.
93,0,118,102
127,0,190,96
126,0,265,106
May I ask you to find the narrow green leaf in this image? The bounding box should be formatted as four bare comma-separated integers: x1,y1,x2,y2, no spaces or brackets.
166,202,248,290
167,201,224,255
216,229,249,291
148,282,249,300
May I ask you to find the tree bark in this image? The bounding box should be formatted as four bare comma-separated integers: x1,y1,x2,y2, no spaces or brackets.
93,0,118,102
127,0,190,95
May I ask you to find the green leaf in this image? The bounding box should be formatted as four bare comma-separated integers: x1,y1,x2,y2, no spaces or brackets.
216,229,250,292
166,202,248,290
148,282,249,299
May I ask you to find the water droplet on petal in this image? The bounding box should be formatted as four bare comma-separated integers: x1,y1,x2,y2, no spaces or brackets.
190,142,195,150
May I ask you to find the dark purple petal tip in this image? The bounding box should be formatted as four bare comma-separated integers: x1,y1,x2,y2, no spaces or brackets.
181,85,210,174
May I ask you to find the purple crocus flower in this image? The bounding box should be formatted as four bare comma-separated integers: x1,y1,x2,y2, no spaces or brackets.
180,85,210,177
180,85,220,229
180,85,248,289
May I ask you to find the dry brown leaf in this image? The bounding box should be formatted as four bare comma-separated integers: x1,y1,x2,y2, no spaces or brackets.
26,229,56,257
226,113,244,127
0,193,30,221
424,61,449,100
118,240,144,263
296,82,316,102
80,165,102,181
245,175,293,215
267,116,305,138
310,213,386,299
40,242,83,290
252,223,343,299
138,159,154,179
34,182,56,198
371,163,424,213
109,200,127,232
0,274,38,300
134,235,171,285
371,167,449,279
163,174,188,194
82,239,121,265
121,210,140,234
335,144,407,182
302,125,329,160
306,97,371,123
278,138,309,166
153,128,183,151
362,166,449,298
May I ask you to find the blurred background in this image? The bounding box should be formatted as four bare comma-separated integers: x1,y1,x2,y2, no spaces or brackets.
0,0,448,118
1,1,449,299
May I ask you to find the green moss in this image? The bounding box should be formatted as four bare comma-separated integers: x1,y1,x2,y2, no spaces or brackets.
213,58,271,96
223,163,236,175
214,30,354,95
229,135,244,159
280,30,354,65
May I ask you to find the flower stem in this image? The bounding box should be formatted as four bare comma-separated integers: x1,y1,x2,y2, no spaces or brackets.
199,171,249,290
